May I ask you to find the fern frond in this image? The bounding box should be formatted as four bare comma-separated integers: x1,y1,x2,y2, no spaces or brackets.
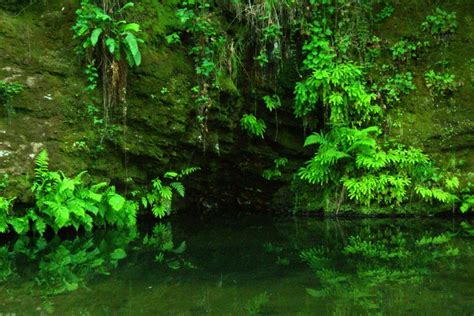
170,182,185,198
34,150,49,184
304,132,328,147
178,166,200,179
355,151,388,170
160,186,173,201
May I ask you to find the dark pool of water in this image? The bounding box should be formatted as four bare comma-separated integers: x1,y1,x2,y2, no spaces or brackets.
1,216,474,315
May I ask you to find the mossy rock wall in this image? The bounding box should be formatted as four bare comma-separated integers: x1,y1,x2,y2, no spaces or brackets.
0,0,473,212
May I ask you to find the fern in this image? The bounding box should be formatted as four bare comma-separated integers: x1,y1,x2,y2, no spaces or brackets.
142,167,198,219
178,167,200,179
299,125,460,209
33,150,50,189
240,114,266,138
460,195,474,213
170,182,185,198
263,95,281,112
3,150,137,235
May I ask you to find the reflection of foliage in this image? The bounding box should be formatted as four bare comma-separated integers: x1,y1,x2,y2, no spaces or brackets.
35,232,135,294
263,242,290,266
1,229,137,294
143,224,192,269
0,246,15,282
0,223,190,294
300,247,331,271
344,231,411,261
301,226,462,312
245,291,269,315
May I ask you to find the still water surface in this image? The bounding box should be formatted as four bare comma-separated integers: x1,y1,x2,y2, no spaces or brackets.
1,216,474,315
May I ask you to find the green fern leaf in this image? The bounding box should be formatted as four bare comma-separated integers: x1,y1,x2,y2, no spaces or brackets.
170,182,185,198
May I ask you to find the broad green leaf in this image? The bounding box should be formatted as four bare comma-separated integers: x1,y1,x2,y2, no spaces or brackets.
109,194,125,211
87,191,102,202
111,248,127,260
124,33,141,66
121,23,140,32
105,38,117,54
306,288,324,297
119,2,134,12
91,258,105,267
90,28,103,47
91,182,108,191
164,171,178,179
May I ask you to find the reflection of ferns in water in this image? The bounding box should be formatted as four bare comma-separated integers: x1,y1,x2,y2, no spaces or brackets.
0,229,137,294
301,227,462,312
300,247,331,271
245,291,269,315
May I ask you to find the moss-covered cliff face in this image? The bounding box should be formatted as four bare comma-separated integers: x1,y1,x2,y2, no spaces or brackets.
0,0,288,210
380,0,474,172
0,0,473,213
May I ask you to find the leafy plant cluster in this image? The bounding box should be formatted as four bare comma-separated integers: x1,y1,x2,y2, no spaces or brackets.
72,0,143,69
226,0,288,68
421,8,458,39
240,113,266,139
240,94,283,140
0,222,190,294
294,24,380,126
0,150,138,235
1,150,198,236
374,4,394,22
424,69,460,97
72,0,143,138
262,157,288,181
378,72,416,106
176,0,230,149
298,126,458,210
0,80,24,113
288,1,467,213
390,39,429,62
